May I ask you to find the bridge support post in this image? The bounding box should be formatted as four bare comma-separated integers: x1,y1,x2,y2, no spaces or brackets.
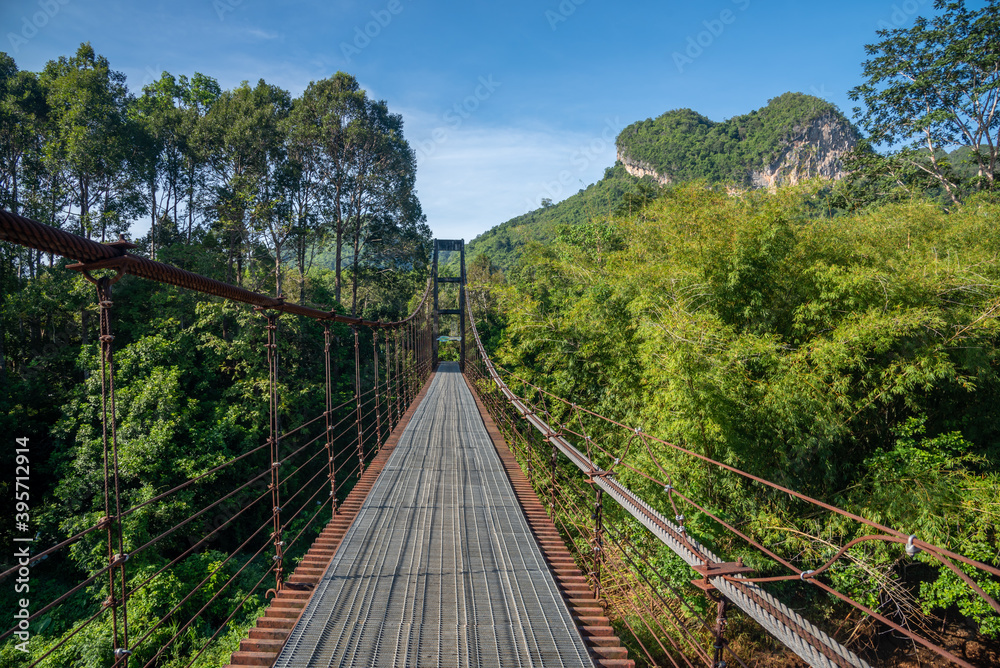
550,443,558,517
408,321,415,403
459,242,466,372
593,487,604,603
394,328,402,423
372,334,382,450
712,596,729,668
262,310,284,592
431,239,465,369
324,324,337,515
94,274,132,666
384,330,392,433
353,326,364,476
432,242,439,366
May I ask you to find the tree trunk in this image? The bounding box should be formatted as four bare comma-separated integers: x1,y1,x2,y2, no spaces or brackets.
335,214,344,305
187,161,194,244
150,178,158,257
351,217,361,317
80,179,89,239
274,240,283,297
101,190,110,243
0,324,6,388
11,159,18,216
0,258,6,387
297,234,306,303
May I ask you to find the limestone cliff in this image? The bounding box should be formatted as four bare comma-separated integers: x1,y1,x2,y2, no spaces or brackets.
617,152,673,186
615,93,859,190
747,112,858,190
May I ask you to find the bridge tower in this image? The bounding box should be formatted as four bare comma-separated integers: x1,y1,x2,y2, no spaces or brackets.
432,239,465,370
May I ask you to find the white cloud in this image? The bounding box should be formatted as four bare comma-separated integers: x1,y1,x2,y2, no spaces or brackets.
404,111,622,241
246,27,282,40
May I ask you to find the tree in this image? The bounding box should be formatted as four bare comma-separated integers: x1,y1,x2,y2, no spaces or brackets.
40,43,144,242
293,73,424,314
202,79,290,287
848,0,1000,203
0,53,46,219
295,73,367,306
135,72,185,257
177,73,220,243
284,83,334,303
343,96,422,317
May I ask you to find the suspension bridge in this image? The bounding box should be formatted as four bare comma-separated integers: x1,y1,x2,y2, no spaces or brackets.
1,209,998,668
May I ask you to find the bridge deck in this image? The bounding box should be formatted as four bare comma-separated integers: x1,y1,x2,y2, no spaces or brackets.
274,362,593,667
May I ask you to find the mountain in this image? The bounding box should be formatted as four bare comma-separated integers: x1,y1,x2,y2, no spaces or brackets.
465,164,641,272
616,92,859,189
467,93,860,271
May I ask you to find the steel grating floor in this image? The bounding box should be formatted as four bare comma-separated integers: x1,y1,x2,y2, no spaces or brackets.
273,362,593,668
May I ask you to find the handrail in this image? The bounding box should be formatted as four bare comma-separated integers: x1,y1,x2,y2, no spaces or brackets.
0,208,431,328
462,295,998,668
0,206,436,667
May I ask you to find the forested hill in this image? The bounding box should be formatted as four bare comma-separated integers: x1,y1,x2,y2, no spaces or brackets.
616,92,859,188
465,164,641,272
468,93,860,273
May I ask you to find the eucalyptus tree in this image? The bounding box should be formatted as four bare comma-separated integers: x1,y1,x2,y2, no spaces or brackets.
135,72,186,257
134,72,221,255
0,53,46,219
848,0,1000,203
39,43,143,242
355,194,430,320
176,73,220,243
202,79,290,286
284,74,426,314
341,95,423,317
294,73,367,305
284,84,332,302
0,52,50,281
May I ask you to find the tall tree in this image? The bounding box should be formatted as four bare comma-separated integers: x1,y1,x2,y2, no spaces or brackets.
0,53,46,219
203,79,290,286
343,96,422,317
135,71,221,254
40,43,143,241
287,73,427,312
848,0,1000,203
294,73,368,305
177,73,220,243
284,85,331,302
135,72,184,257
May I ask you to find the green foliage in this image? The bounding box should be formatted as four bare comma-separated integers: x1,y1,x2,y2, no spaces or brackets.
0,242,413,664
847,0,1000,204
489,182,1000,641
466,164,643,273
616,93,856,185
469,94,859,275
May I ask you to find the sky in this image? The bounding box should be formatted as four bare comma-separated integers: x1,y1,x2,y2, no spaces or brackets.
1,0,942,241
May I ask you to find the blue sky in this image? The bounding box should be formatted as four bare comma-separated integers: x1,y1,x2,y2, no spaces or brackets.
2,0,939,240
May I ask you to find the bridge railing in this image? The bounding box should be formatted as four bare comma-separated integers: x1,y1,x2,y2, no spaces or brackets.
462,291,1000,668
0,209,435,666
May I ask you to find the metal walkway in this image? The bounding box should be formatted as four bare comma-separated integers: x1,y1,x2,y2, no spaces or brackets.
274,362,593,667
